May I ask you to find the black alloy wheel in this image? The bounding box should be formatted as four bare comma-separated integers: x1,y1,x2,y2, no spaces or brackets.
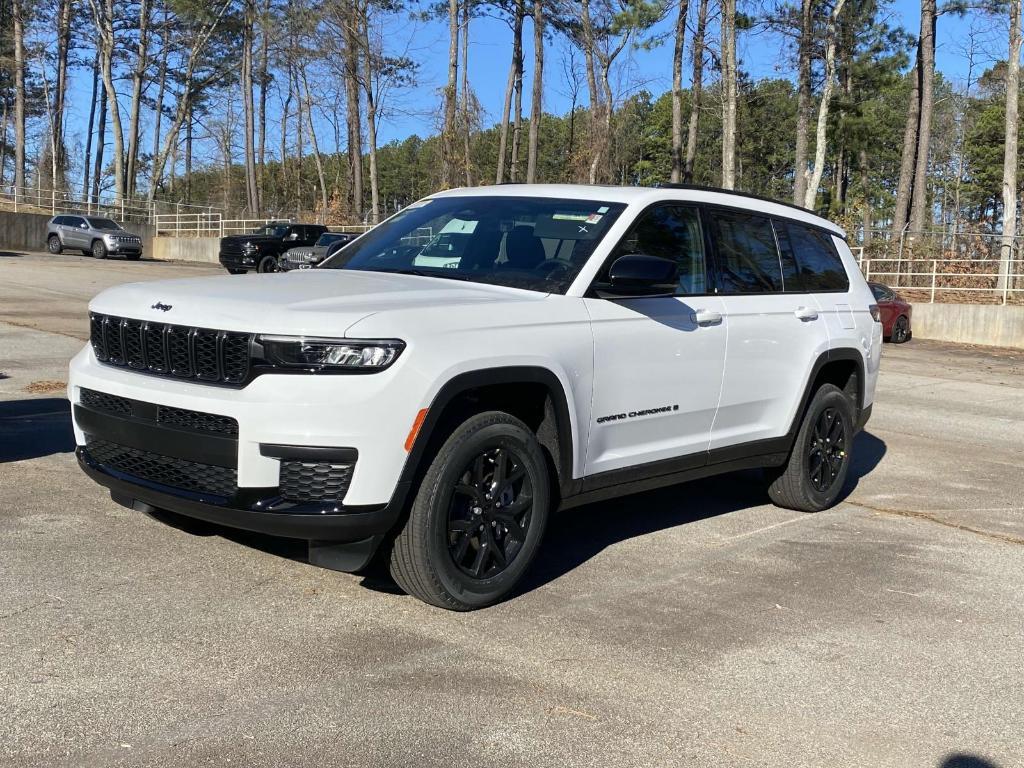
807,407,847,493
891,316,911,344
447,447,534,579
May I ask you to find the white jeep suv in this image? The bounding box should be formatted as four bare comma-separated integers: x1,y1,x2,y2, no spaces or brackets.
68,184,881,610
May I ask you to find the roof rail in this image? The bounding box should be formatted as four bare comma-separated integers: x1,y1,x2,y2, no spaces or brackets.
653,183,819,217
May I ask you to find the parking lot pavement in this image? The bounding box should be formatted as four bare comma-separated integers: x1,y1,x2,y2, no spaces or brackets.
1,255,1022,767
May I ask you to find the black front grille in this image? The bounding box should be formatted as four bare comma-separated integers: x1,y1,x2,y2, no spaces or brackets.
90,313,253,385
157,405,239,437
85,438,237,497
280,461,354,503
80,388,132,417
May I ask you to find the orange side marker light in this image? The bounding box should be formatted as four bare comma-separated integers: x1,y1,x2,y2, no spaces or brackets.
405,408,428,452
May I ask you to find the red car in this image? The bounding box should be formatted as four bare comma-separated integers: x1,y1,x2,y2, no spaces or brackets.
869,282,913,343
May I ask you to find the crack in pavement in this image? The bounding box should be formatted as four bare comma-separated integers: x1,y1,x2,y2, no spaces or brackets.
849,501,1024,546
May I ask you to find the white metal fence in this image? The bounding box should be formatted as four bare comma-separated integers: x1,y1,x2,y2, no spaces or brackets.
0,183,218,224
152,213,377,238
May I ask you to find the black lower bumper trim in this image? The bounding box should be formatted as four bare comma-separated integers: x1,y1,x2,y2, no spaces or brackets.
78,447,405,542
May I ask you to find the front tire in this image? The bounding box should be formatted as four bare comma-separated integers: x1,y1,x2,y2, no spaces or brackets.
389,411,550,610
92,240,108,259
47,235,63,254
767,383,854,512
256,254,279,273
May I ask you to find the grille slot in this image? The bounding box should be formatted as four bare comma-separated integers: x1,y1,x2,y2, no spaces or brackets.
80,388,132,417
85,438,237,497
157,405,239,437
279,461,354,503
90,313,253,386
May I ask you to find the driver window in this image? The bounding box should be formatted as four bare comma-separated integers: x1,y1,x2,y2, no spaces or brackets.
610,205,707,295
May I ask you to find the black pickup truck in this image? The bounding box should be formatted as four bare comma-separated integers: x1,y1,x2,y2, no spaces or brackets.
218,223,328,274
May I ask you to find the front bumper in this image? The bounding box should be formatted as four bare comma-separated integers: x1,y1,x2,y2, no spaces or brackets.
78,447,405,542
219,252,259,271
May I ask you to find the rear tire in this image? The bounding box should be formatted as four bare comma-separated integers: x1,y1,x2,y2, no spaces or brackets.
47,235,62,254
890,315,911,344
92,240,108,259
389,411,550,610
767,383,854,513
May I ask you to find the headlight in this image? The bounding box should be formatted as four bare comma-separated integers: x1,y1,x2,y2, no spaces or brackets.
259,336,404,371
242,242,259,254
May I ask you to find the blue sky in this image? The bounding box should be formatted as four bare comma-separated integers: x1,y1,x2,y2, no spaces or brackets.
368,0,1006,146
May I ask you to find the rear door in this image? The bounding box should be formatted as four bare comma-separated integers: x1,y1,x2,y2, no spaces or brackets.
707,209,831,452
584,203,728,477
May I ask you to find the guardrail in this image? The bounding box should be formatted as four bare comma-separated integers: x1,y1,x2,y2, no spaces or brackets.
153,214,377,238
0,183,221,225
860,257,1023,305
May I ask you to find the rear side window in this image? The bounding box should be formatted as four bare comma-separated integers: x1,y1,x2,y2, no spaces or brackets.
709,211,782,293
776,221,849,291
52,216,66,226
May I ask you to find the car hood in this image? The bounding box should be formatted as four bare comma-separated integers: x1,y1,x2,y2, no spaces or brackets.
88,269,547,336
221,234,279,246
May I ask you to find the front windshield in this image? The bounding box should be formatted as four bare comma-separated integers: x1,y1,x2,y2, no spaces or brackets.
321,196,626,294
316,233,347,246
88,218,121,230
255,225,289,237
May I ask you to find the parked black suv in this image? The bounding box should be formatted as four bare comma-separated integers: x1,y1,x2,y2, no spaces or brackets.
219,223,328,274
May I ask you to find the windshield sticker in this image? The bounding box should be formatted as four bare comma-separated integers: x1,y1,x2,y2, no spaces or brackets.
597,206,609,213
586,213,603,224
551,212,591,222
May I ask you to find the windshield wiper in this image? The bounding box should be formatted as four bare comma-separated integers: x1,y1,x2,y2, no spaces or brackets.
372,268,472,281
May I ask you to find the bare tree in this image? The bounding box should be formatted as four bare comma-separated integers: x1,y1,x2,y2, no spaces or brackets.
670,0,689,183
241,0,260,213
11,0,27,200
301,68,329,219
89,0,127,202
683,0,708,182
792,0,812,205
83,49,101,199
496,0,525,183
999,0,1022,289
460,0,472,186
441,0,460,187
720,0,737,189
52,0,73,190
361,0,382,222
526,0,544,183
804,0,846,210
908,0,937,233
126,0,151,198
892,65,919,236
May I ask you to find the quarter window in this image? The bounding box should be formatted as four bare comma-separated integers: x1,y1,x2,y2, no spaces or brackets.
709,211,783,293
608,205,707,295
776,221,849,291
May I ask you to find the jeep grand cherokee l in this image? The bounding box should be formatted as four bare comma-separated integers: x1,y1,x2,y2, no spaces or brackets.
69,184,882,610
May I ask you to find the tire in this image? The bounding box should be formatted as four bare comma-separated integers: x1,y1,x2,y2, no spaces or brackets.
92,240,108,259
256,254,280,273
389,411,551,610
767,383,854,513
890,315,911,344
47,235,63,254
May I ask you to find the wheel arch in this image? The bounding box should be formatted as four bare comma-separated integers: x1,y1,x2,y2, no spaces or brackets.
400,366,577,503
788,348,866,439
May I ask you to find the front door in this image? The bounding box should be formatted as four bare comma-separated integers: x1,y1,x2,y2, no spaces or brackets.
64,216,87,248
583,204,728,478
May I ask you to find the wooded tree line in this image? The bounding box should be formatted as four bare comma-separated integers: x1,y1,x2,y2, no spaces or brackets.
1,0,1024,244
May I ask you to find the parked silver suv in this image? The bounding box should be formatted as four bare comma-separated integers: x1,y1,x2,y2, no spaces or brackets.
46,215,144,260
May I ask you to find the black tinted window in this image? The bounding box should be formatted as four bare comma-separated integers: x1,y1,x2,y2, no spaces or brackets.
710,211,782,293
610,205,707,295
870,283,892,301
53,216,66,226
779,221,849,291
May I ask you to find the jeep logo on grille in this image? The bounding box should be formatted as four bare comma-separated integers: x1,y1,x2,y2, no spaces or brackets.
151,302,172,312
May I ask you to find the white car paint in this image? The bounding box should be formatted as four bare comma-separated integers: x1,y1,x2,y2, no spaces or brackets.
69,184,880,508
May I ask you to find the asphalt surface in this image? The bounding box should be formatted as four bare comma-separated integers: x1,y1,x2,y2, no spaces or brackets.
2,251,1023,767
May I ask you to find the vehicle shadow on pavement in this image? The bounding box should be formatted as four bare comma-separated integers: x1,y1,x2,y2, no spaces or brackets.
518,430,887,596
0,250,26,257
0,397,75,462
939,754,1001,768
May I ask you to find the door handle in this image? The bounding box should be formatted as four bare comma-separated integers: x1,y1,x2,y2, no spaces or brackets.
794,306,819,321
693,308,723,326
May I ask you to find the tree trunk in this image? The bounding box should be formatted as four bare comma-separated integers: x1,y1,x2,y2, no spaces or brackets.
441,0,459,187
526,0,544,183
12,0,26,201
258,0,270,199
82,49,100,200
241,0,260,214
720,0,737,189
302,69,329,220
150,10,168,198
859,149,872,242
495,52,516,183
999,0,1023,290
360,1,381,222
803,0,845,210
344,2,363,217
92,0,126,203
580,0,603,183
908,0,936,234
670,0,689,183
892,65,919,236
126,0,150,198
684,0,708,183
509,0,525,182
92,78,107,204
792,0,813,205
460,0,472,186
53,0,72,190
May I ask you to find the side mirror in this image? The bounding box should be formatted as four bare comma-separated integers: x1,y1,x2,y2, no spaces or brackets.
596,254,678,298
286,232,299,241
80,222,88,229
